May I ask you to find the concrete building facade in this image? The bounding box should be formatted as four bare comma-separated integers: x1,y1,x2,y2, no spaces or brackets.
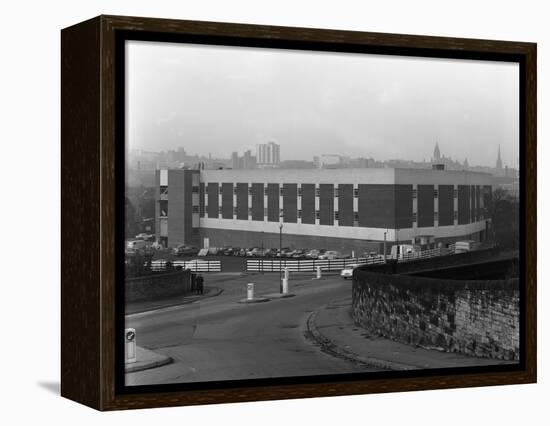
155,168,493,254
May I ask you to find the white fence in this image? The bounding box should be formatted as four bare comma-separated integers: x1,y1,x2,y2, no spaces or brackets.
246,245,461,272
149,260,221,272
246,256,384,272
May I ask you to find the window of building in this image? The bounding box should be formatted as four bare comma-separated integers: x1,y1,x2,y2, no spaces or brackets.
298,187,302,197
334,188,339,198
160,185,168,196
192,205,199,213
191,186,199,193
280,209,284,218
434,189,439,199
248,207,253,216
412,189,417,199
315,210,320,219
334,211,339,220
454,189,458,198
353,212,359,221
412,212,417,222
264,208,268,217
315,187,320,197
434,212,439,221
298,210,302,219
279,187,284,196
159,200,168,217
233,207,237,216
218,206,222,215
219,187,223,195
353,188,359,198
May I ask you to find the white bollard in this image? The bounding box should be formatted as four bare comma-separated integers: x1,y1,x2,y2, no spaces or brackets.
352,250,355,259
284,267,289,280
316,266,322,279
125,328,137,364
247,283,255,300
282,279,289,294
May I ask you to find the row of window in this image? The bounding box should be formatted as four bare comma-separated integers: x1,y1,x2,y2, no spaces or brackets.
206,186,476,199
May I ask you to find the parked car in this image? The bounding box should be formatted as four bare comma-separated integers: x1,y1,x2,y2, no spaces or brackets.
126,239,148,255
340,263,364,279
222,246,235,256
246,247,262,257
135,233,154,241
172,244,199,256
276,248,293,257
318,250,348,260
305,249,323,259
291,249,307,258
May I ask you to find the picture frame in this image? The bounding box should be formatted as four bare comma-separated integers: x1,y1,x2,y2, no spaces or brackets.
61,14,536,411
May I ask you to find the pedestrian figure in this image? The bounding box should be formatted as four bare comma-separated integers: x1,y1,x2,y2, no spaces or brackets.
188,269,196,293
196,274,204,295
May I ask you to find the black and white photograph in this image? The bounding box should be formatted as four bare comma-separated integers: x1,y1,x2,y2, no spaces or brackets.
123,39,521,387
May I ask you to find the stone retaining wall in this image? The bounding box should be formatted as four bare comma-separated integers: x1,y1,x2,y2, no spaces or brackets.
352,268,520,360
125,270,192,303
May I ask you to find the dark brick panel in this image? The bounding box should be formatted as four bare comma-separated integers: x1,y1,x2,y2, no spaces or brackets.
199,183,205,218
267,183,279,222
458,185,470,225
251,183,264,221
338,184,354,226
235,183,248,220
283,183,297,223
395,185,413,229
417,185,434,228
358,184,395,229
438,185,454,226
221,183,233,219
207,183,218,218
470,185,476,223
319,184,334,225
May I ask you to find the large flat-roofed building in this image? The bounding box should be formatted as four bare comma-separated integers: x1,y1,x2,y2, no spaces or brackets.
155,168,493,254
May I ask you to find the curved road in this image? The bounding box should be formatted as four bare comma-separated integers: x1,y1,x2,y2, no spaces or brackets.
125,273,378,386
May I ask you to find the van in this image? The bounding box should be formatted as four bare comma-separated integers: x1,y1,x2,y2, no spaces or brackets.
390,244,421,259
126,240,147,253
454,240,478,254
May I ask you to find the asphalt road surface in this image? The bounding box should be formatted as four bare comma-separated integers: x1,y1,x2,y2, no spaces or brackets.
125,273,378,386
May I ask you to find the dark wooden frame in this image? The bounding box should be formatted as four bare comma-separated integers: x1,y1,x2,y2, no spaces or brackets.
61,15,537,411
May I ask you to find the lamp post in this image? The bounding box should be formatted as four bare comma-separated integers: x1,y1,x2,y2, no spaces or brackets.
261,231,264,275
279,221,283,293
383,230,387,262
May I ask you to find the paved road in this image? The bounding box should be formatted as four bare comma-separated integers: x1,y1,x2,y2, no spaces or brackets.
125,273,378,386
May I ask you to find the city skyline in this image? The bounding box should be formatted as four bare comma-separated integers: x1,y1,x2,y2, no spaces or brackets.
126,40,519,168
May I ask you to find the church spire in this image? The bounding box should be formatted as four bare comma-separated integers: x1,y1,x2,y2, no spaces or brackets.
496,145,503,170
433,141,441,162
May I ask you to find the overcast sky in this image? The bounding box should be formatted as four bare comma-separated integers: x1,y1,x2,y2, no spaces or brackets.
126,40,519,168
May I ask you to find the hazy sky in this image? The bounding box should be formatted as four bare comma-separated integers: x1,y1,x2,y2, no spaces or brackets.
126,40,519,168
